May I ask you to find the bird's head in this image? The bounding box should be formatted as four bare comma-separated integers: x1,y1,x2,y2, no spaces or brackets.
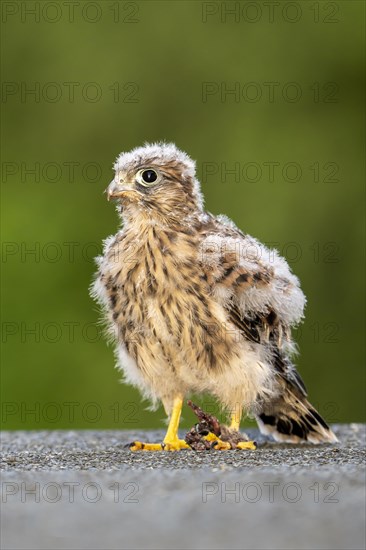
107,142,203,223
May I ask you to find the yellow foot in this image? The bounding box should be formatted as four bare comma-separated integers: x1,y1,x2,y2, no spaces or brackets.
237,441,257,451
164,439,190,451
129,442,164,451
212,439,232,450
129,439,190,452
203,432,257,451
203,432,231,450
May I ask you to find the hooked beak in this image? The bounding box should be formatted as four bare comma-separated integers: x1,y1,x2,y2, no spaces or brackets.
106,181,137,201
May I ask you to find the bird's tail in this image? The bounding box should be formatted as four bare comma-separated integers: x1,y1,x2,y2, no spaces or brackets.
256,382,338,444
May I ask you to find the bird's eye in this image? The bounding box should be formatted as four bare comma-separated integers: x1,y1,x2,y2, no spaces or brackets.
136,169,158,186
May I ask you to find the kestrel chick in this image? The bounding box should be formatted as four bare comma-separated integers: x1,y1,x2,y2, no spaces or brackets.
92,142,337,451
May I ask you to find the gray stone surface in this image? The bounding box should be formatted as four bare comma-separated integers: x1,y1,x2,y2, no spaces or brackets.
1,424,365,550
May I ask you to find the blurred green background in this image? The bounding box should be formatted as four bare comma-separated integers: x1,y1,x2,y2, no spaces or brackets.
1,1,365,430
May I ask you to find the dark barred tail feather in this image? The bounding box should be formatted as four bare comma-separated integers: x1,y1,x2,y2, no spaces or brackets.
256,382,338,444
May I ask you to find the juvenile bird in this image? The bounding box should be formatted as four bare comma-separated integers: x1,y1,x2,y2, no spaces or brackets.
92,142,337,450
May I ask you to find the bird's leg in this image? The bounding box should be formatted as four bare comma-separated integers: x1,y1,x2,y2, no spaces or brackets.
229,406,241,431
130,395,190,451
162,395,190,450
228,409,256,450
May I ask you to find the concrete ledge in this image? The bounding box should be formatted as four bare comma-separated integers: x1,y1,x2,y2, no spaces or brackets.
1,424,365,550
1,423,365,470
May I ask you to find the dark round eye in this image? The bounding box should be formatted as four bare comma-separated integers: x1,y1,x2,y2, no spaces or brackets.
141,169,157,184
136,168,159,187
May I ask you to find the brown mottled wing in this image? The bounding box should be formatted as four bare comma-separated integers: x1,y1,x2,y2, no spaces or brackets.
229,297,307,398
198,218,307,397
